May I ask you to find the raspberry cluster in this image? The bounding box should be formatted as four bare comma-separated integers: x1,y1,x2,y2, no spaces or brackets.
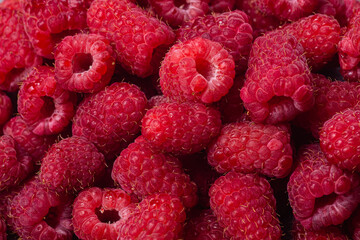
0,0,360,239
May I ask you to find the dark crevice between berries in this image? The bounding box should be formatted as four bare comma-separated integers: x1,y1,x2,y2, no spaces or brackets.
72,53,93,73
196,58,214,81
44,206,61,229
40,96,55,119
95,207,120,224
50,29,81,50
151,44,170,76
174,0,187,9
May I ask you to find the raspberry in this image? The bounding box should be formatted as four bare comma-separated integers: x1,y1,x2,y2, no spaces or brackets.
348,207,360,240
0,0,21,10
209,0,235,12
141,100,222,155
148,0,209,27
3,116,57,161
209,171,281,239
72,82,147,159
320,108,360,172
342,66,360,82
240,30,314,124
315,0,347,26
54,33,115,93
21,0,88,58
117,193,186,239
72,187,133,240
17,66,77,136
7,177,73,239
160,37,235,104
39,136,106,195
0,8,42,92
287,144,360,230
111,136,198,208
176,10,253,73
0,135,33,192
87,0,175,77
207,121,293,178
0,217,5,240
292,220,349,240
281,14,341,70
0,91,12,127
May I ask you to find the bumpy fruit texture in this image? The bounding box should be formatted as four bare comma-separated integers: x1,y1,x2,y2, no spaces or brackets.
55,33,115,93
87,0,175,77
207,121,293,178
176,10,253,73
240,30,314,124
209,0,235,12
292,220,349,240
348,207,360,240
72,187,133,240
72,82,147,159
141,100,222,155
209,171,281,239
315,0,347,26
287,144,360,230
0,91,12,127
160,37,235,104
17,66,77,136
112,136,198,208
0,0,21,9
39,136,106,195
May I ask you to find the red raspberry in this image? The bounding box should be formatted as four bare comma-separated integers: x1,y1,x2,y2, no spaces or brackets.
112,136,198,208
148,0,209,27
281,14,341,70
141,100,222,155
342,66,360,82
348,207,360,240
209,0,235,12
315,0,347,26
0,135,33,192
287,144,360,230
7,177,73,239
292,220,349,240
320,108,360,172
209,171,281,239
0,217,5,240
159,37,235,104
0,8,42,92
207,121,293,178
72,82,147,159
240,30,314,124
39,136,106,195
0,0,21,10
17,66,77,136
72,187,133,240
0,91,12,127
87,0,175,77
117,193,186,239
21,0,88,58
54,33,115,93
3,116,57,161
176,10,253,73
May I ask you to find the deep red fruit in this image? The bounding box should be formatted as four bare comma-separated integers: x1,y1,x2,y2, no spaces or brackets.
112,136,198,208
0,0,21,9
240,30,314,124
55,33,115,93
72,82,147,159
141,100,222,155
207,121,293,178
287,144,360,230
0,91,12,127
0,217,5,240
160,37,235,104
315,0,347,26
17,66,77,136
87,0,175,77
292,220,349,240
209,171,281,239
39,136,106,195
209,0,235,12
348,207,360,240
72,187,133,240
117,193,186,239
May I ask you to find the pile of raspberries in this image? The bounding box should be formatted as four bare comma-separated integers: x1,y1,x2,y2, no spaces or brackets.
1,0,360,239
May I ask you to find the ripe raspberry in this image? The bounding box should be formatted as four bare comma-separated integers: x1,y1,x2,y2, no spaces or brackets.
0,8,42,92
240,30,314,124
54,33,115,93
0,91,12,127
209,0,235,12
112,136,198,208
160,37,235,104
315,0,347,26
7,177,73,239
348,207,360,240
207,121,293,178
292,220,349,240
3,116,57,161
287,144,360,230
0,0,21,10
117,193,186,239
176,10,253,73
87,0,175,77
141,100,222,155
342,66,360,82
281,14,341,70
72,187,133,240
0,217,5,240
148,0,209,27
39,136,106,195
209,171,281,239
0,135,33,192
72,82,147,159
17,66,77,136
21,0,88,58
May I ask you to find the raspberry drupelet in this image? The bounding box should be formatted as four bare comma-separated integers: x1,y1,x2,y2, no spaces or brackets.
292,220,349,240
